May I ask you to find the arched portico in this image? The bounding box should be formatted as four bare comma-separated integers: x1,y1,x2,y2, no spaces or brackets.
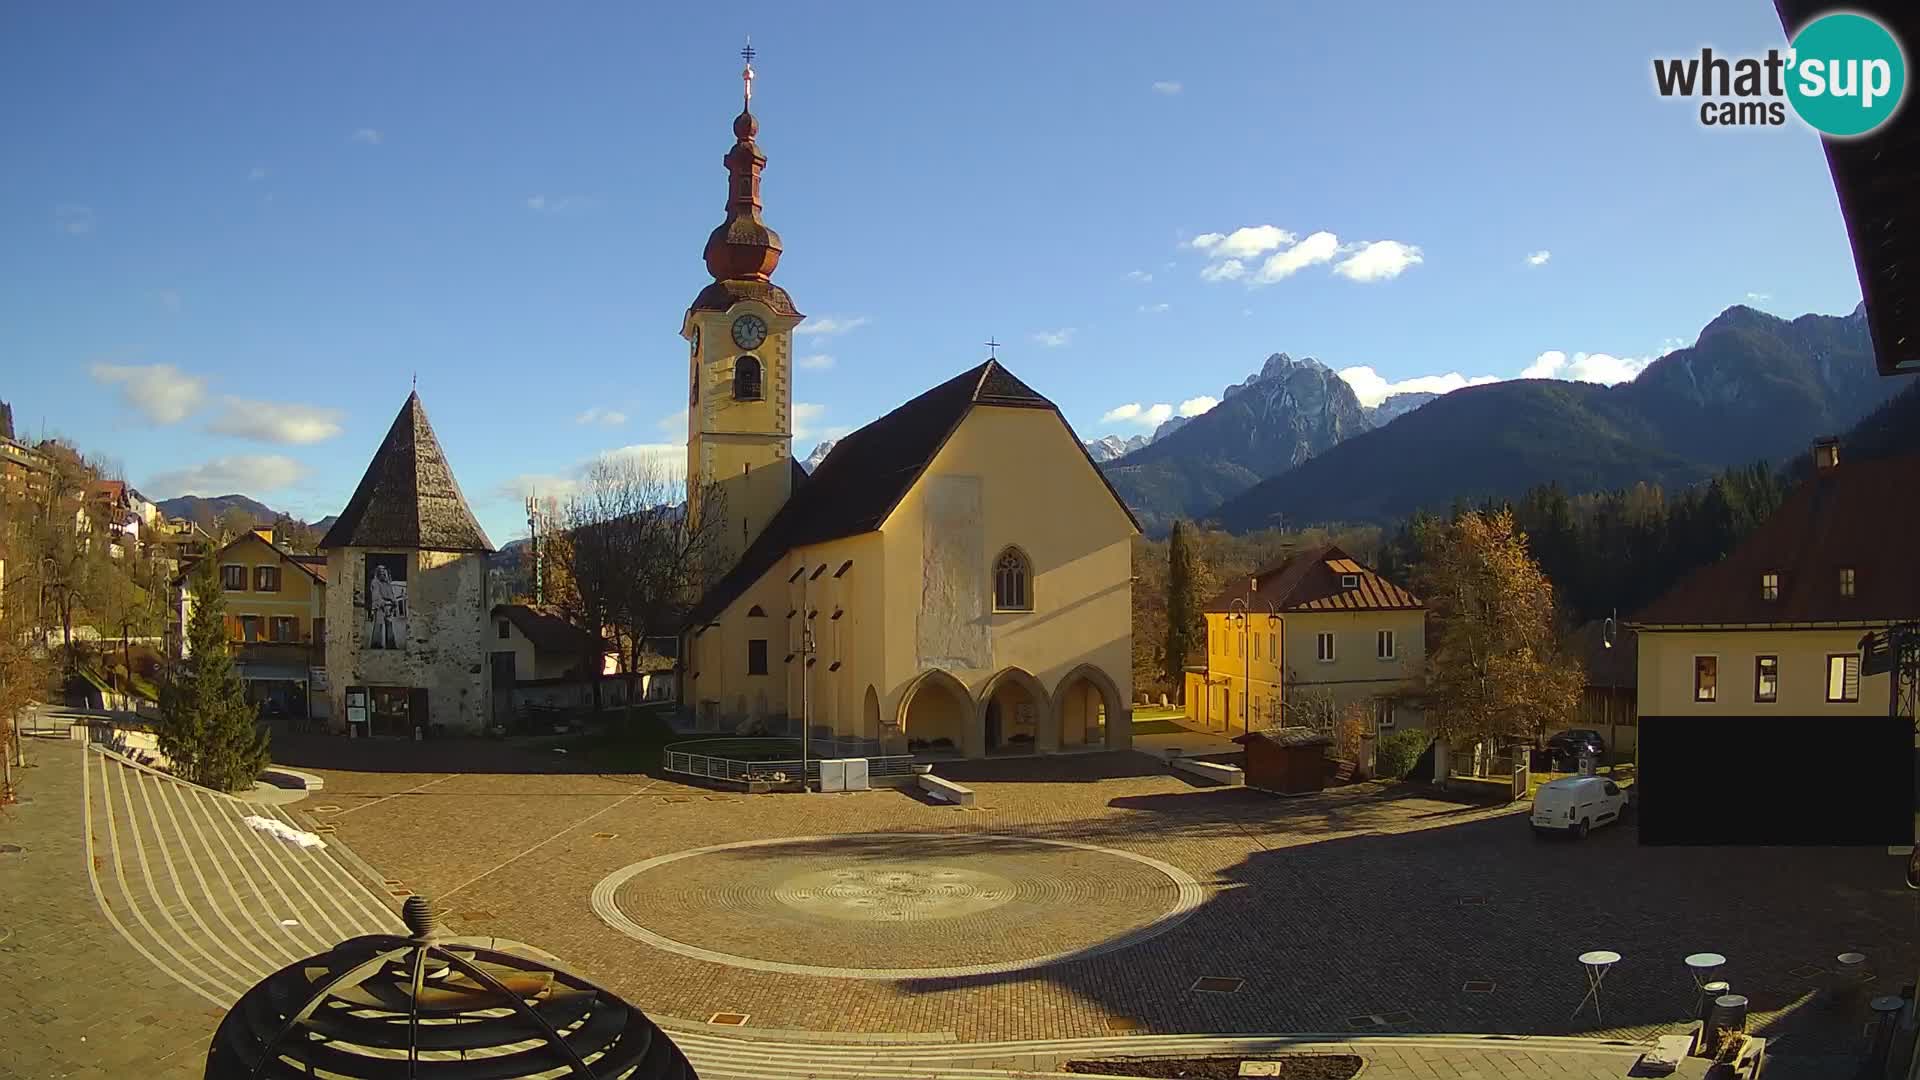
896,669,971,757
976,667,1049,756
1053,663,1129,751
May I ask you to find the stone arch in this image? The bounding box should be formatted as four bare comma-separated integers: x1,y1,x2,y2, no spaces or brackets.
1053,663,1128,751
976,666,1048,756
896,669,971,757
862,684,881,743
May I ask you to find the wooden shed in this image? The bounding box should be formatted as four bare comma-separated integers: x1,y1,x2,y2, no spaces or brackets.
1233,725,1335,795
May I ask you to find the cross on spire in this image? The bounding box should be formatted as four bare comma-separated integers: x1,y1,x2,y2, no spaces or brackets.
985,337,1002,359
741,36,755,106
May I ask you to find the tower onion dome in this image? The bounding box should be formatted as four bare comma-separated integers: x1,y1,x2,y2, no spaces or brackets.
702,46,782,283
204,896,697,1079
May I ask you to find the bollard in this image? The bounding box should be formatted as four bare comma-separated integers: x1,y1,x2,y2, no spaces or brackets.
1704,994,1749,1056
1699,981,1731,1023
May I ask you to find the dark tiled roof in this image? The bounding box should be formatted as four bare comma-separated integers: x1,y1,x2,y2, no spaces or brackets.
1633,453,1920,626
688,359,1139,625
288,553,329,583
320,393,494,553
1567,619,1635,690
1775,1,1920,375
1234,725,1333,749
1203,544,1422,614
494,604,606,658
689,279,801,317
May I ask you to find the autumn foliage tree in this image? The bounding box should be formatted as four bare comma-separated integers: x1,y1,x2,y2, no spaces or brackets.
1413,510,1583,758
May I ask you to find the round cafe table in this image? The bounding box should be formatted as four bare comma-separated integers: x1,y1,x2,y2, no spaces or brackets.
1573,950,1622,1024
1685,952,1727,1015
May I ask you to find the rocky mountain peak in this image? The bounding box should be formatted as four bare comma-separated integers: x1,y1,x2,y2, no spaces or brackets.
1222,353,1332,400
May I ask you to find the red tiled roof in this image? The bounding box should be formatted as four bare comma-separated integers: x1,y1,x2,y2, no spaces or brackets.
288,553,328,583
1633,453,1920,626
1203,544,1422,614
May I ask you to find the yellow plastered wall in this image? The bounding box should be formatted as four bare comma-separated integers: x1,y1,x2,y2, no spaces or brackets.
1637,628,1887,716
199,533,326,642
1281,609,1427,726
685,300,802,561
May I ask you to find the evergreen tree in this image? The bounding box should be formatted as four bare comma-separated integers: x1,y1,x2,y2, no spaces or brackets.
1163,520,1198,698
158,556,270,791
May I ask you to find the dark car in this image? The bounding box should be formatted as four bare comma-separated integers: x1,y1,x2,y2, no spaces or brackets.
1546,728,1607,766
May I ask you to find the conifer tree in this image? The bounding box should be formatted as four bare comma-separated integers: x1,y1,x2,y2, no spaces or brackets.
158,556,270,791
1163,520,1198,698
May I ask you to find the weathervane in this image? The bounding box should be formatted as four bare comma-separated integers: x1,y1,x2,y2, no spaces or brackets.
741,37,755,107
985,337,1001,360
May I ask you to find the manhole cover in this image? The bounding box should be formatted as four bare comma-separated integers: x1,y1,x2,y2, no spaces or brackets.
1192,976,1245,993
703,796,733,802
708,1012,749,1026
0,844,23,854
1462,980,1497,994
664,796,691,804
459,911,495,922
1104,1017,1143,1034
1348,1015,1383,1029
1790,965,1824,979
1380,1010,1416,1024
1459,896,1488,906
592,832,618,840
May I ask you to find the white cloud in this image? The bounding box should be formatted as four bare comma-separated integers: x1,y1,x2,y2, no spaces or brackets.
148,455,307,497
1253,230,1341,283
793,402,835,441
207,398,345,444
574,406,629,427
349,128,383,145
247,166,268,182
1338,365,1502,408
89,362,207,424
1333,240,1423,282
796,315,869,337
1139,302,1171,314
1200,259,1246,282
54,204,95,236
1520,350,1650,385
1178,396,1218,418
525,194,598,214
796,352,836,370
1191,225,1295,259
1126,270,1153,283
1032,328,1076,347
1101,402,1176,428
1745,291,1771,302
657,409,688,434
1526,249,1551,267
1152,80,1183,95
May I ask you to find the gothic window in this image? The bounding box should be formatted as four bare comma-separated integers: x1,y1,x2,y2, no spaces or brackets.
993,547,1031,612
733,355,763,401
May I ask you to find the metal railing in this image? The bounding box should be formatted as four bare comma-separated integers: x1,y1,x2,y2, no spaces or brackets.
662,749,918,787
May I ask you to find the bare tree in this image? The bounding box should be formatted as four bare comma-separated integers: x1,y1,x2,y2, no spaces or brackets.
552,457,727,716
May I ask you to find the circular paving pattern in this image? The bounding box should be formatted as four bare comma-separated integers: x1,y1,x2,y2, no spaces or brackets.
591,833,1205,979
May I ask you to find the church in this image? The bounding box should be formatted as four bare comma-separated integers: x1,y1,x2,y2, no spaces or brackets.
679,52,1139,758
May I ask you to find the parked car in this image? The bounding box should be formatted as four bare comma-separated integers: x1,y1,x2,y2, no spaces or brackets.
1530,775,1628,839
1546,728,1607,766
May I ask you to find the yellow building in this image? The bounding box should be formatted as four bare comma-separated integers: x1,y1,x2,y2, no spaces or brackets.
1187,545,1426,736
177,528,330,723
1633,440,1910,720
680,62,1138,758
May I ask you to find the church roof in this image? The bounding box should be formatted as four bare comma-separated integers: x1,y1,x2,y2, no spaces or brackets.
319,392,494,553
688,359,1140,626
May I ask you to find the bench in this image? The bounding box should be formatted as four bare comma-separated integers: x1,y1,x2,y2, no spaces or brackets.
260,766,326,792
917,774,975,806
1172,758,1245,787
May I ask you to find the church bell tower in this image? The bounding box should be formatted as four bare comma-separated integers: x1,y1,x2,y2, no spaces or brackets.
683,42,805,567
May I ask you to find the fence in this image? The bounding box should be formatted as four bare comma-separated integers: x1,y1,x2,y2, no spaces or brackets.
662,748,918,788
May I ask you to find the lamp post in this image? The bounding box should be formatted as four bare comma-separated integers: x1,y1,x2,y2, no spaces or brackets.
1229,597,1250,737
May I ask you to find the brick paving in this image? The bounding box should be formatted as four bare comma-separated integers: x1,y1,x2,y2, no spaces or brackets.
291,742,1917,1050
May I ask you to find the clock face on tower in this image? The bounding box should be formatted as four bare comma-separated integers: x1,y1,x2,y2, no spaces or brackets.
731,314,768,350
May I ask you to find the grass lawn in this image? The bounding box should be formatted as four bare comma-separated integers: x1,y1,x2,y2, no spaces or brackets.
529,705,680,774
1133,705,1185,721
1526,763,1636,797
1130,718,1191,736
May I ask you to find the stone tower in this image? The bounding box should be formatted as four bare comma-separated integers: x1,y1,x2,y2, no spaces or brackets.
682,45,806,567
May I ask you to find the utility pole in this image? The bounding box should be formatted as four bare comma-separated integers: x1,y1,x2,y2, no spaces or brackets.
798,555,814,792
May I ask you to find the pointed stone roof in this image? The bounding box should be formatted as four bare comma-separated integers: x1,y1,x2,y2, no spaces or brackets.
319,392,494,553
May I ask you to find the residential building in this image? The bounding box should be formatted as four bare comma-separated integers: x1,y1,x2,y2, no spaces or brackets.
1633,439,1915,720
679,65,1137,758
490,603,611,682
176,528,330,723
1566,618,1638,753
320,392,495,737
1188,544,1426,736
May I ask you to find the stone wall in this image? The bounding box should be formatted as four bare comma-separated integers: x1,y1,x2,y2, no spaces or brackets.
323,547,491,734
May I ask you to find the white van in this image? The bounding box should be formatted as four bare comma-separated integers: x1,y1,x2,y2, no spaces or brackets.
1530,776,1627,839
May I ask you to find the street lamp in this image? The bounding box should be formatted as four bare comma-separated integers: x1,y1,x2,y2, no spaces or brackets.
1228,583,1277,738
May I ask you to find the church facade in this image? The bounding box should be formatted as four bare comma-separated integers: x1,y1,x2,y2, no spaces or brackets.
679,57,1138,758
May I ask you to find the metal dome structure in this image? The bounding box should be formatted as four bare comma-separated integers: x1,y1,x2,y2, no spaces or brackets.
206,896,697,1079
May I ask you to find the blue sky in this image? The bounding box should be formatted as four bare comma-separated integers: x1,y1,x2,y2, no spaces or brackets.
0,1,1867,544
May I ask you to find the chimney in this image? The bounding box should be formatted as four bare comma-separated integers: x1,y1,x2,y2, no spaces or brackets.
253,526,275,544
1811,436,1840,472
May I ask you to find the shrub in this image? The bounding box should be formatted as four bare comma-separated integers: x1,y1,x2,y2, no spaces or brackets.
1375,728,1429,779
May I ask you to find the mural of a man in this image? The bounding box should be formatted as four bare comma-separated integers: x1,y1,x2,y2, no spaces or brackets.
366,556,409,649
